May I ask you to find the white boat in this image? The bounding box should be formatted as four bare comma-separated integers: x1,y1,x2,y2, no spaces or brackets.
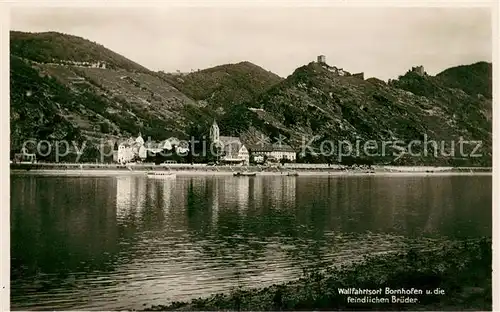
146,172,176,179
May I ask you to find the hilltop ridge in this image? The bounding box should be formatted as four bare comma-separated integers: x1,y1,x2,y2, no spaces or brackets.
9,31,492,165
10,31,212,161
436,61,492,99
10,31,151,72
159,61,283,111
219,60,491,165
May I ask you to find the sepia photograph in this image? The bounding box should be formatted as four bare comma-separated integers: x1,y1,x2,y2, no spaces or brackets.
7,1,495,311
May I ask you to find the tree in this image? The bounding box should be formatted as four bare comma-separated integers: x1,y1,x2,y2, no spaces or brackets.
280,157,290,166
249,154,255,165
186,147,194,164
340,156,355,167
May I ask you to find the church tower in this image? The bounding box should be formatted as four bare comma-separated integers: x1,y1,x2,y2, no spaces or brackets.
210,119,220,144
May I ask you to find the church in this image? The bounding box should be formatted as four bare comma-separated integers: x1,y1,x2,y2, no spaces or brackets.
210,120,297,164
210,120,250,166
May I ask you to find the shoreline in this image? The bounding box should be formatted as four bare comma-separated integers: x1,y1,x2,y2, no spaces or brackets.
9,163,492,177
146,237,491,311
10,169,492,177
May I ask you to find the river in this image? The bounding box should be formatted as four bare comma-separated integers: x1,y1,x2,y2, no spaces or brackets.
10,174,491,310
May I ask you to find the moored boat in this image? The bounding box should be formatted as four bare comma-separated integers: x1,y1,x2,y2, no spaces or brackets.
233,172,257,177
146,172,176,179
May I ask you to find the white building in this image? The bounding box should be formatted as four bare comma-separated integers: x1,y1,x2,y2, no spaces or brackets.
115,142,134,163
114,133,147,164
163,137,189,155
145,140,173,154
135,133,145,145
219,136,250,165
113,134,192,163
253,155,265,163
250,143,296,162
138,145,147,159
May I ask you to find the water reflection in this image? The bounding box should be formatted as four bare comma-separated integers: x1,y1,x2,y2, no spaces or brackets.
11,177,119,287
10,175,491,311
161,179,173,214
211,178,219,226
116,176,133,221
237,177,250,211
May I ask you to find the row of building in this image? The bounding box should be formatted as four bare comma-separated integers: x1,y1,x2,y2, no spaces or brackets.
209,120,296,165
113,134,190,164
113,120,297,165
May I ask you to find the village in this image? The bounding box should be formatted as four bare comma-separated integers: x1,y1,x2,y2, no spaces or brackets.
12,119,298,166
112,120,297,166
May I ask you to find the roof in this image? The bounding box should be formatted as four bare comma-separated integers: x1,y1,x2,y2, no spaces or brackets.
167,137,180,146
135,135,144,144
144,141,162,152
248,143,296,153
116,137,179,151
118,140,142,148
219,136,241,145
219,136,245,157
146,140,172,150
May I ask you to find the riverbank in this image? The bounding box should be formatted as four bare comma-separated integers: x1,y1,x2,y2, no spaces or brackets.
146,238,491,311
10,169,493,177
9,163,492,176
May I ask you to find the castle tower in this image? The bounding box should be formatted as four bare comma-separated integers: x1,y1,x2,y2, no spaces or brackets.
412,65,425,76
317,55,326,63
210,119,220,144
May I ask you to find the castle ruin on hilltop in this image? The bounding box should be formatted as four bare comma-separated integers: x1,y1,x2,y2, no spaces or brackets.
315,55,364,80
411,65,425,76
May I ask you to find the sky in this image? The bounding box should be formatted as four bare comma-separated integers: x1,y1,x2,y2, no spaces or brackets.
9,5,492,80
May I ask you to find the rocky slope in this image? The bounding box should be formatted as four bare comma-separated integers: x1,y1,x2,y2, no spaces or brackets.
10,31,216,161
220,62,492,165
10,31,492,165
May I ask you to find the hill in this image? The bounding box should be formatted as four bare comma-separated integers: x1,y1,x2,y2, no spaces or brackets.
9,30,492,166
10,31,214,161
436,61,492,99
218,61,491,166
10,55,83,149
159,62,282,112
10,31,150,72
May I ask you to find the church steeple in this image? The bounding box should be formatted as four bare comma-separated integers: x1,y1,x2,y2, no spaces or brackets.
210,119,220,143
